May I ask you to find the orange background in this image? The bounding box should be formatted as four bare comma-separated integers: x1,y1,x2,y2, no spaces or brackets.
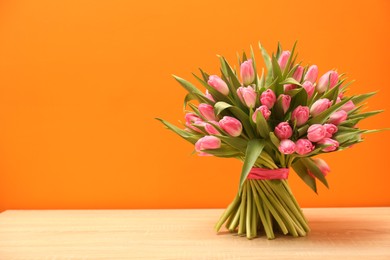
0,0,389,212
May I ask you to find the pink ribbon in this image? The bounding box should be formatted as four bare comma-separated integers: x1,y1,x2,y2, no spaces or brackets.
247,168,289,180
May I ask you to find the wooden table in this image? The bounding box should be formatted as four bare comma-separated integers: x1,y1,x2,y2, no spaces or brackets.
0,208,389,259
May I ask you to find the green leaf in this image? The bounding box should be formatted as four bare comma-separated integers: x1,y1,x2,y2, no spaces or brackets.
173,75,204,97
290,88,308,111
218,135,248,153
351,92,377,105
255,108,270,138
348,110,384,120
282,41,297,78
279,77,302,87
250,45,260,87
239,139,266,189
300,157,329,188
269,132,280,149
155,118,199,144
258,42,272,78
203,144,242,158
292,159,317,193
334,130,365,144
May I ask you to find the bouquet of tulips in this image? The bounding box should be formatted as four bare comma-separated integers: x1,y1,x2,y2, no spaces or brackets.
157,42,382,239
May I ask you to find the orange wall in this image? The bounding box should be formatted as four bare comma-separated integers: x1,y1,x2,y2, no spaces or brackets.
0,0,389,211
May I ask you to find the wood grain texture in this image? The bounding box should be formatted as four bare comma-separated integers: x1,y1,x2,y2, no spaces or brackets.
0,208,389,259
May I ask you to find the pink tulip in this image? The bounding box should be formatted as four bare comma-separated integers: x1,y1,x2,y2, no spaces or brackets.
318,138,339,152
291,106,310,126
205,90,215,102
195,136,221,156
310,98,332,117
208,75,229,95
204,122,220,135
284,84,296,92
198,103,217,121
323,123,338,138
240,59,255,85
237,86,256,108
307,124,326,142
260,89,276,109
292,66,304,82
274,122,293,140
336,97,341,104
185,112,202,124
278,94,291,114
252,105,271,122
278,51,291,71
295,139,315,155
340,100,355,112
328,110,347,125
338,92,344,99
302,81,315,98
219,116,243,137
304,65,318,83
278,139,296,154
314,158,330,176
317,70,339,93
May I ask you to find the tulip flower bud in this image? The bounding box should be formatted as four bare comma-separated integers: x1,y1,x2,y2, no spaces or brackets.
278,51,291,71
277,94,291,114
317,70,339,93
252,105,271,122
274,122,293,140
313,158,331,176
291,106,309,126
323,123,338,138
195,136,221,156
310,98,332,117
260,89,276,109
207,75,229,95
278,139,296,154
204,122,220,135
328,110,347,125
284,84,296,92
318,138,339,152
205,90,215,102
340,100,355,112
292,66,304,82
302,81,315,98
303,65,318,83
307,124,326,142
237,86,256,108
240,59,255,85
295,139,315,155
198,103,217,121
219,116,243,137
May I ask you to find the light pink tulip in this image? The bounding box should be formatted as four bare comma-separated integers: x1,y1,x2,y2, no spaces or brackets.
278,94,291,114
302,81,315,98
278,139,296,154
219,116,243,137
237,86,256,108
204,122,219,135
185,112,202,124
252,105,271,122
318,138,339,152
195,136,221,156
274,122,293,140
205,90,215,102
278,51,291,71
208,75,229,95
340,100,355,112
328,110,347,125
260,89,276,109
292,66,304,82
295,139,314,155
240,59,255,85
323,123,338,138
307,124,326,142
291,106,309,126
304,65,319,83
198,103,217,121
310,98,332,117
313,158,330,176
317,70,339,93
336,97,341,104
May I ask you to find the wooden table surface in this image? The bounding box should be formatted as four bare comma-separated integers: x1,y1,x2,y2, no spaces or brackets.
0,208,389,259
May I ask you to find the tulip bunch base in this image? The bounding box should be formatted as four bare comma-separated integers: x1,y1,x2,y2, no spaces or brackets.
215,179,310,240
